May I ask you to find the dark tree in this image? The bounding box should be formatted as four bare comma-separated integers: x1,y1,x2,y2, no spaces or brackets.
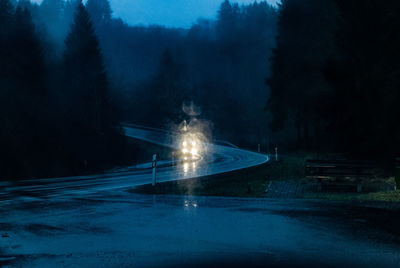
0,0,13,46
142,49,188,127
0,4,50,178
324,0,400,157
0,0,15,178
216,0,240,42
266,0,338,150
11,6,45,96
62,2,124,170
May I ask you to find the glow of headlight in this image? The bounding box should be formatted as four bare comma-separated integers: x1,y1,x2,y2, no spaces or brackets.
182,148,188,154
183,163,189,173
192,141,196,146
183,141,187,147
191,148,198,155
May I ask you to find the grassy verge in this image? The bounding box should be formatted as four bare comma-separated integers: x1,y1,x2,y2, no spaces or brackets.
133,152,400,203
304,190,400,202
132,154,308,197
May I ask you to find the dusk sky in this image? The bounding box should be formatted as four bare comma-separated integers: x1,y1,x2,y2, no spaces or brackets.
32,0,279,28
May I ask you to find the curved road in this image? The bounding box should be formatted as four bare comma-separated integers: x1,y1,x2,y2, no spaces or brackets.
1,126,268,200
2,128,400,268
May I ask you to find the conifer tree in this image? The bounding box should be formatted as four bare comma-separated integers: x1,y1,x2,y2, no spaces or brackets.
266,0,338,149
64,1,113,133
63,2,123,169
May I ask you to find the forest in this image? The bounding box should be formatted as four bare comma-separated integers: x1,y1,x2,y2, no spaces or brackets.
268,0,400,159
0,0,399,180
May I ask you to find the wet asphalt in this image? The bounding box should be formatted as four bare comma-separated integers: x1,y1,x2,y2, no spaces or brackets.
1,190,399,268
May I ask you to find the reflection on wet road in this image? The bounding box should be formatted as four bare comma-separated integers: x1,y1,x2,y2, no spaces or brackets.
1,193,399,267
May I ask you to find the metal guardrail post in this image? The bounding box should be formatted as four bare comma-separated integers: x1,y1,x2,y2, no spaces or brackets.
152,154,157,186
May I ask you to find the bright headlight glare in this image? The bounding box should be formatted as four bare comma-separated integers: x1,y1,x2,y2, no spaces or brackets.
183,141,187,147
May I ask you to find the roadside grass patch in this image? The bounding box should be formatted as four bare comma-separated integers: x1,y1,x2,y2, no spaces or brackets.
132,152,400,203
132,154,309,197
304,189,400,202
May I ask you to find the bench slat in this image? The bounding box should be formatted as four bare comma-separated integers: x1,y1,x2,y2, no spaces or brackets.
304,159,375,193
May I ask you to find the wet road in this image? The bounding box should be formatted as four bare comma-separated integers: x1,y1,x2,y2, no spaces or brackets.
0,126,268,201
0,192,399,267
1,127,399,267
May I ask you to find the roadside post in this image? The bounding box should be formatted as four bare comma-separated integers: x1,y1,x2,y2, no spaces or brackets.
152,154,157,186
258,144,261,153
275,147,278,161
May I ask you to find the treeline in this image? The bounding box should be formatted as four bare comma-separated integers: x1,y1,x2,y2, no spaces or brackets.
25,0,277,146
267,0,400,159
0,0,130,180
126,1,278,146
41,0,275,146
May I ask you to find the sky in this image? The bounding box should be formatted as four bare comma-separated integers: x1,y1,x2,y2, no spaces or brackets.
32,0,279,28
111,0,279,28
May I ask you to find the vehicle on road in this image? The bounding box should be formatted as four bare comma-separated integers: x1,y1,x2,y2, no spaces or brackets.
178,121,201,161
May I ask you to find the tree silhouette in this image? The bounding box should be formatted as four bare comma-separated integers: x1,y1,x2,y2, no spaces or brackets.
324,0,400,157
62,2,124,170
64,2,114,132
86,0,111,25
266,0,338,149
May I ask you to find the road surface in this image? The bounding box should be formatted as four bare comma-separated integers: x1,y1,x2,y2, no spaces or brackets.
1,192,399,267
0,126,268,201
1,127,399,267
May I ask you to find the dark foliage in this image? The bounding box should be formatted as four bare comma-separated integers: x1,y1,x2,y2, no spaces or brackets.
60,2,127,171
0,1,131,180
267,0,400,159
267,0,338,150
125,1,278,145
2,0,397,180
0,1,50,178
27,0,277,147
324,0,400,158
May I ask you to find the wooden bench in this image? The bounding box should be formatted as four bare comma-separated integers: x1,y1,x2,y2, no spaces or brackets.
305,160,377,193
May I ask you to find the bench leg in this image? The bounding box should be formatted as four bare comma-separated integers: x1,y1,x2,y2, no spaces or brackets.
357,184,362,193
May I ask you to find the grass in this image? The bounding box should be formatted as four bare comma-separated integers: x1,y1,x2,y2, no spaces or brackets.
132,154,308,197
305,190,400,202
132,151,400,203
